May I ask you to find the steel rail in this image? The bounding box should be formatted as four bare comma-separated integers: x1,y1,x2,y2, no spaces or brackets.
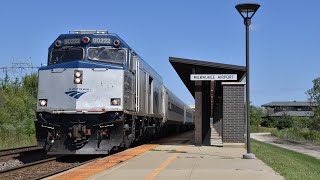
33,157,100,180
0,145,43,157
0,156,59,174
0,145,37,152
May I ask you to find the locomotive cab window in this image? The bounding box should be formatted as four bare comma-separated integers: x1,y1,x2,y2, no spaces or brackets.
49,47,84,65
87,47,126,65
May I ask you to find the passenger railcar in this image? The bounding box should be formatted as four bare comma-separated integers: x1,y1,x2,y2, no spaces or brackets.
35,30,194,154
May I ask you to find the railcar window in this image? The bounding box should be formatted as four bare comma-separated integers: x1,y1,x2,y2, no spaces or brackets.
49,47,84,65
88,47,126,65
186,112,193,118
168,102,184,115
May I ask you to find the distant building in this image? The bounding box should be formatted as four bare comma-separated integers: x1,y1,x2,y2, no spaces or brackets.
261,101,317,118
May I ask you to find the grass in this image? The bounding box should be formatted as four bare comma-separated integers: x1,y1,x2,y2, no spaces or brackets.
250,125,275,133
251,139,320,180
0,132,37,150
271,128,320,145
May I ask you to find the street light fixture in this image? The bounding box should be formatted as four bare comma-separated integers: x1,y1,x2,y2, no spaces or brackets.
235,3,260,159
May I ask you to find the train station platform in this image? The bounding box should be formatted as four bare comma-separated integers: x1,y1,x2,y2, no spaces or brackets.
49,131,283,180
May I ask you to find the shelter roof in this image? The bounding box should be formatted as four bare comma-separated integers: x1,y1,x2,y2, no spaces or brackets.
169,57,246,98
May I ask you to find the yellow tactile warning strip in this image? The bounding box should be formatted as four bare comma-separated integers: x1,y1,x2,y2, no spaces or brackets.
51,144,159,180
145,145,187,180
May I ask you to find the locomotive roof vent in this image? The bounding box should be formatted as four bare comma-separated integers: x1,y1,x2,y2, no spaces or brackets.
69,30,108,34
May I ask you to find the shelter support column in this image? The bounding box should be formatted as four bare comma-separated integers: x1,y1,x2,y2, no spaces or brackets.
202,81,210,142
213,97,223,137
195,80,202,146
222,82,245,143
212,82,223,137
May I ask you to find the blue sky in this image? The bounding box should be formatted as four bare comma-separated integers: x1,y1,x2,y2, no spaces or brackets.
0,0,319,106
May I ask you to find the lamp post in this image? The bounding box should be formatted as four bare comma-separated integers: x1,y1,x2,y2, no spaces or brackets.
235,3,260,159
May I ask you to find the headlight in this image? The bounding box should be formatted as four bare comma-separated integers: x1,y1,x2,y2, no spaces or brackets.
74,70,83,84
75,71,82,78
39,99,47,106
74,78,82,84
111,98,121,106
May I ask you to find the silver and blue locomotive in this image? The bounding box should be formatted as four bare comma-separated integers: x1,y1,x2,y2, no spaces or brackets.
35,30,194,154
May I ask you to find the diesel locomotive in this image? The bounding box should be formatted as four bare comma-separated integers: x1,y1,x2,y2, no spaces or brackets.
35,30,194,154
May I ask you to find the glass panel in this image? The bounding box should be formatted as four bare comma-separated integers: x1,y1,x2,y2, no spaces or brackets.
88,47,126,65
50,47,83,65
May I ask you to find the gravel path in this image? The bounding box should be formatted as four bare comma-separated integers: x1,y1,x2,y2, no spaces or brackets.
251,133,320,159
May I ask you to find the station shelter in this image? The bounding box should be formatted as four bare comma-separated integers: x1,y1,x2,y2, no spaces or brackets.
169,57,246,146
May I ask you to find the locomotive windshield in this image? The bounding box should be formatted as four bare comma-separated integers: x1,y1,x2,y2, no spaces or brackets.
49,47,83,65
87,47,126,65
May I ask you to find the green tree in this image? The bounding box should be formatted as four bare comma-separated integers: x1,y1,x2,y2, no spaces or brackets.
1,69,10,88
0,74,37,136
307,77,320,130
309,108,320,130
250,105,265,126
307,77,320,103
22,73,38,98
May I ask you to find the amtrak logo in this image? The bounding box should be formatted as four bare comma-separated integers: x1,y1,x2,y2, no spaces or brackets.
65,88,89,99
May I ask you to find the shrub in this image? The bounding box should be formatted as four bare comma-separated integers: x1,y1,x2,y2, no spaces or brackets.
261,117,277,128
291,117,312,129
250,125,275,133
250,105,265,126
309,109,320,130
272,128,320,144
0,73,37,149
261,116,308,130
275,117,294,130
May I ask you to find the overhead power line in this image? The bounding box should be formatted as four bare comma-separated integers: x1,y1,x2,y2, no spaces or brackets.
0,57,41,79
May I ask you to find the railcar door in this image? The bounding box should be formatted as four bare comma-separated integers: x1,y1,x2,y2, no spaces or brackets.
184,106,187,124
148,76,153,114
152,80,161,115
134,54,139,112
162,86,169,123
138,60,147,113
125,52,137,111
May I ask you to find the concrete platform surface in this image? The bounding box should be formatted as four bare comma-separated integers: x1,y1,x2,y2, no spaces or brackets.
88,134,283,180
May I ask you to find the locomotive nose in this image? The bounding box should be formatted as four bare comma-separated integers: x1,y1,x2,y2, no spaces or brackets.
37,57,125,114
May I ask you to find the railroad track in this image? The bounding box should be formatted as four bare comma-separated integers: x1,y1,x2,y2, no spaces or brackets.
0,132,189,179
0,156,58,174
0,155,99,180
0,145,53,172
0,146,43,158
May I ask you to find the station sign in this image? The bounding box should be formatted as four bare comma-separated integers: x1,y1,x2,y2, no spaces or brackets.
190,74,237,81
